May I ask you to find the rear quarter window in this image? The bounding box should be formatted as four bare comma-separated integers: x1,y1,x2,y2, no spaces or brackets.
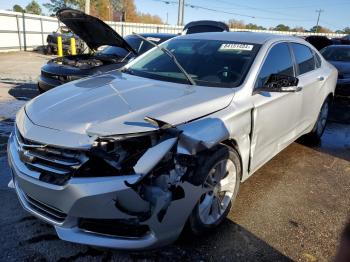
315,52,322,68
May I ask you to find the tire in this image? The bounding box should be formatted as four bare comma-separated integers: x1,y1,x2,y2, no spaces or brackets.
189,145,241,235
46,45,52,55
37,84,45,94
305,97,330,143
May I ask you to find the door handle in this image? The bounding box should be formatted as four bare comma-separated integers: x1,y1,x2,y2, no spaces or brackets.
317,76,325,81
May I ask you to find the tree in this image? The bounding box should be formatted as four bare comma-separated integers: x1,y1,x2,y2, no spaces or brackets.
228,19,245,29
342,27,350,34
309,25,332,33
92,0,110,20
110,0,123,11
136,12,163,24
13,4,25,12
44,0,85,14
246,23,266,30
273,24,290,31
25,0,42,15
291,26,306,32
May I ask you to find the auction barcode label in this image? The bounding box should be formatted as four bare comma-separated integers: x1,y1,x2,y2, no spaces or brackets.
219,43,254,51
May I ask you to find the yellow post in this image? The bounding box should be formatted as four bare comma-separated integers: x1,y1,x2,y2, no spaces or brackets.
70,37,76,55
57,35,63,57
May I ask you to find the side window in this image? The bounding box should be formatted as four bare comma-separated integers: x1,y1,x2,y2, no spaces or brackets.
255,42,294,89
291,43,316,74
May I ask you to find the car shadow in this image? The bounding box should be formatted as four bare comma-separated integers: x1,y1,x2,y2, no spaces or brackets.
297,98,350,162
0,118,14,158
7,82,39,101
57,219,291,261
329,97,350,124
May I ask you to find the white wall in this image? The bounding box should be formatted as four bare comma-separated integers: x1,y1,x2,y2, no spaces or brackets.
0,10,345,52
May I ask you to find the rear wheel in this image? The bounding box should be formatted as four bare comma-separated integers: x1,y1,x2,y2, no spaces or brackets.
306,97,330,142
189,145,241,235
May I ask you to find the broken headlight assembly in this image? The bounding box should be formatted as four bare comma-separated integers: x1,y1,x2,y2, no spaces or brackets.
75,131,164,177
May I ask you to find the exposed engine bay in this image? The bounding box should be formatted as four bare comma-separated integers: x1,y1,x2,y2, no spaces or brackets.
75,117,230,229
51,54,125,70
83,128,196,221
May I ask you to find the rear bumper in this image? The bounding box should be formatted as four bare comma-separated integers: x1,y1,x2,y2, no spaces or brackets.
7,130,200,250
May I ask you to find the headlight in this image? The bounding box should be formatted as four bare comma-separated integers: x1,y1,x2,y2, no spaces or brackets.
75,132,160,177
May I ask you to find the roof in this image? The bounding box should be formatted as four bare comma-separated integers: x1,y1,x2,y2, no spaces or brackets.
184,20,229,31
178,31,300,44
324,44,350,48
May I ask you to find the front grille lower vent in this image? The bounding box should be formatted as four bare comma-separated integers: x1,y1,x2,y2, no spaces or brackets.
24,192,67,223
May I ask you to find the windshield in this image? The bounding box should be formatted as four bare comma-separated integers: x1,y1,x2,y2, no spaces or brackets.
321,46,350,62
126,38,260,87
97,46,130,57
125,35,166,55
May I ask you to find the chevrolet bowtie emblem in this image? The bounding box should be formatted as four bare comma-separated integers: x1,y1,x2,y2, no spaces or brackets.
19,150,36,163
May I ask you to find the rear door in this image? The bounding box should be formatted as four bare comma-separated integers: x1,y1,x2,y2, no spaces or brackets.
250,42,302,172
290,43,324,132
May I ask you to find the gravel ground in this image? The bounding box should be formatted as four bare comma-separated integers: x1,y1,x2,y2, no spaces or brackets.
0,52,349,262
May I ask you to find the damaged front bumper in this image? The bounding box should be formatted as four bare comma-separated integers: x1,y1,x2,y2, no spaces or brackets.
7,131,203,250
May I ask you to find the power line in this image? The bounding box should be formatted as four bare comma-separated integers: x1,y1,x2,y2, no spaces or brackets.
151,0,314,22
193,0,312,21
258,2,350,10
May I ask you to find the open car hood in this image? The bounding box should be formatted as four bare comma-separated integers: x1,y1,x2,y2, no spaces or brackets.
56,8,136,53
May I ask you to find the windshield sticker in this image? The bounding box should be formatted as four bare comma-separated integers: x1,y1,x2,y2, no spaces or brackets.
219,43,254,51
147,37,161,42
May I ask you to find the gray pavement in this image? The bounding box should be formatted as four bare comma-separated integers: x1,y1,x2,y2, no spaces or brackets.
0,52,349,261
0,51,51,82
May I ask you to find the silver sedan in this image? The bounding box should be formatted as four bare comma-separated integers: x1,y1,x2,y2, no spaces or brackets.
7,32,337,250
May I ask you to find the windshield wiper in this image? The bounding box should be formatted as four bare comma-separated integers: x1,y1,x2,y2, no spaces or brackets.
132,32,196,85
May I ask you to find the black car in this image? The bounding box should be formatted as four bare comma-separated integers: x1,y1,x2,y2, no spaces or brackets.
38,9,175,92
321,45,350,97
124,33,176,55
332,35,350,45
45,26,84,55
183,20,229,34
304,35,333,51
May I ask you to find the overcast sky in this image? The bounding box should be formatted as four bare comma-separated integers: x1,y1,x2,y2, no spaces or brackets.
0,0,348,31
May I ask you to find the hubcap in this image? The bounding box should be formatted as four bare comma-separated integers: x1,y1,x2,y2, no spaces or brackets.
317,101,329,135
198,159,237,225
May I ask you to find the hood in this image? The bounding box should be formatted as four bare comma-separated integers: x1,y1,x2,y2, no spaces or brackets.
328,60,350,74
25,71,234,137
56,8,136,53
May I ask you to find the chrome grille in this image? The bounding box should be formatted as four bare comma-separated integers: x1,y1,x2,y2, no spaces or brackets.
14,126,87,185
41,70,60,80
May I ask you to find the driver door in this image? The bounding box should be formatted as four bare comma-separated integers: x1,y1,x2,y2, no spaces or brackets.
249,42,302,173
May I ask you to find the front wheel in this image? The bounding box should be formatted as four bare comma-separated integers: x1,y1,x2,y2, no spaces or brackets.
189,145,241,235
306,97,330,143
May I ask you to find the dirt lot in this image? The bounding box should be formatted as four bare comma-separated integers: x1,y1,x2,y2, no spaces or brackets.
0,52,349,262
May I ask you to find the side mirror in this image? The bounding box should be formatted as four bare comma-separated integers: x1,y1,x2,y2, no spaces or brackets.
259,74,301,93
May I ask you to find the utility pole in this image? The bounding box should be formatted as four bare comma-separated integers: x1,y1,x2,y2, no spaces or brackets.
315,9,324,33
85,0,90,14
177,0,185,26
84,0,90,53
